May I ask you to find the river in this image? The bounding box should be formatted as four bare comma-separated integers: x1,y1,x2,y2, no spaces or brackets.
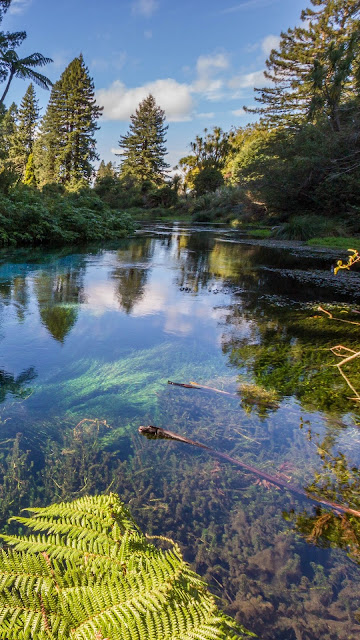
0,223,360,639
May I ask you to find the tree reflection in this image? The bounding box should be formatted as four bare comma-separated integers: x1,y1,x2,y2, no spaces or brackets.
0,275,29,321
0,366,37,403
222,305,360,417
34,268,85,342
111,238,152,314
285,432,360,565
175,236,262,293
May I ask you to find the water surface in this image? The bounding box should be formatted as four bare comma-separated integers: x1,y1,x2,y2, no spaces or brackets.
1,224,360,640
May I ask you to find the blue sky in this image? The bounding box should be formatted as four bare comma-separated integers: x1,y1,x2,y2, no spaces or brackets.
4,0,308,169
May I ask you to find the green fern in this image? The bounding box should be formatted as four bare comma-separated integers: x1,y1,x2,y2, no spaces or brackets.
0,494,253,640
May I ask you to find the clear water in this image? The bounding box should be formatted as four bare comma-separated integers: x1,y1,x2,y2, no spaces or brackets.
1,224,360,639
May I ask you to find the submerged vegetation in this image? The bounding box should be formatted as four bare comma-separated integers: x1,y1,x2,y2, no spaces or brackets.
0,231,360,638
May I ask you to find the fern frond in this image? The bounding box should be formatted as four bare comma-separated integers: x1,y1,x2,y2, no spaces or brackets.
0,493,252,639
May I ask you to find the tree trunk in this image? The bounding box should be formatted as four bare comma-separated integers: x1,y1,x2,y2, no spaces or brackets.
0,70,15,106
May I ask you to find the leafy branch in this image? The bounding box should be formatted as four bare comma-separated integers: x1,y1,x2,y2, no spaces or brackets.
0,493,253,640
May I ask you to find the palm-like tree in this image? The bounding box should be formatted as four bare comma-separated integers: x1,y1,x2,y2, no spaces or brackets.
0,50,53,105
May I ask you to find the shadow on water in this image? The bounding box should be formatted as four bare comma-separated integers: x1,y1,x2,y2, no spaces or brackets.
0,227,360,638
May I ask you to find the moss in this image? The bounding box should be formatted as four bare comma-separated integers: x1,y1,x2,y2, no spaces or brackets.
238,382,280,415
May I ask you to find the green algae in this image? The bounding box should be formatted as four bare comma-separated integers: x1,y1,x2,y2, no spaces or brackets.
32,342,231,421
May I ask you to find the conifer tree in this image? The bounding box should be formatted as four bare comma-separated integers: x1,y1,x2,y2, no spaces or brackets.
23,151,36,186
35,55,102,188
248,0,360,130
96,159,117,181
11,83,39,177
118,94,169,188
0,101,17,168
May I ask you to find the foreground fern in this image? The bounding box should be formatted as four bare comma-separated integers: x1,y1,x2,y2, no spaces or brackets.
0,494,252,640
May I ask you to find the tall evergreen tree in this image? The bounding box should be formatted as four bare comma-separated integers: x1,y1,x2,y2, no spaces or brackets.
11,83,39,177
248,0,360,130
118,94,169,188
35,55,102,187
0,101,17,165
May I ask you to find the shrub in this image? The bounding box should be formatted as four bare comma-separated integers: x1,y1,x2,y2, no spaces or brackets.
274,215,346,241
0,185,135,247
145,184,178,208
193,167,224,196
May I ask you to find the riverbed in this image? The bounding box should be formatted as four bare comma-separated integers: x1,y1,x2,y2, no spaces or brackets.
0,223,360,639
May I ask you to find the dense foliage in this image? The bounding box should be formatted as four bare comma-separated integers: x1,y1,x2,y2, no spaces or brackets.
0,184,135,246
0,493,251,640
178,0,360,235
0,2,136,246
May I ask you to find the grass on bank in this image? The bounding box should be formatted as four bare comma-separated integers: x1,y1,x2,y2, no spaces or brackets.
306,236,360,250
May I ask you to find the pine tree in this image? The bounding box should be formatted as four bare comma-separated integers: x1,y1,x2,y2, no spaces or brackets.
0,101,17,167
11,83,39,177
248,0,360,130
118,94,169,188
35,55,102,188
96,159,117,181
23,151,36,186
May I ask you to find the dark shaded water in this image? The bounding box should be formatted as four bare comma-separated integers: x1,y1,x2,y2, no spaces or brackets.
1,224,360,639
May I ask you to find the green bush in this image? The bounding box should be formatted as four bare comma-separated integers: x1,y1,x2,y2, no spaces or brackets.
145,184,178,208
189,186,246,222
193,167,224,196
274,215,346,241
0,185,135,247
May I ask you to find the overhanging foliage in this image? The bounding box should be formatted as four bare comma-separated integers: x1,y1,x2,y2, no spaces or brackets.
0,493,252,640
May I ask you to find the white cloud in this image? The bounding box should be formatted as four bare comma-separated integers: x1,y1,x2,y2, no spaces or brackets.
97,78,194,122
222,0,279,13
196,112,215,119
97,51,233,124
9,0,31,14
228,69,266,89
232,108,246,116
132,0,159,17
261,34,280,56
144,30,153,38
50,52,71,71
192,53,229,97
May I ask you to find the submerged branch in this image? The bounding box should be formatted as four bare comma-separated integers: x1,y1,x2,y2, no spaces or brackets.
139,425,360,518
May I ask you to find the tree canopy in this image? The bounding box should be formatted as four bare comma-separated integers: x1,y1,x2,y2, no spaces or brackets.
248,0,360,130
